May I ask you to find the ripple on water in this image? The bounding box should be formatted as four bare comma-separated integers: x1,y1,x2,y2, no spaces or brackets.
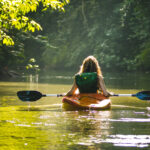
104,134,150,148
109,118,150,122
77,134,150,148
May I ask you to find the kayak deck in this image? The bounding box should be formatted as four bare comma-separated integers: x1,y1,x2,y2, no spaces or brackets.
62,93,111,111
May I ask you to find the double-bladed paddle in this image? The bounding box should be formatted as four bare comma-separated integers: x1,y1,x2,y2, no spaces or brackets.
17,90,150,102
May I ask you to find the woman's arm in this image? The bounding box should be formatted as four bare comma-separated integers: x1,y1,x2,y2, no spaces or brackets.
98,76,111,97
66,80,78,96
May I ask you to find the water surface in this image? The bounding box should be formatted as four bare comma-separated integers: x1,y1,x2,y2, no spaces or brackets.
0,73,150,150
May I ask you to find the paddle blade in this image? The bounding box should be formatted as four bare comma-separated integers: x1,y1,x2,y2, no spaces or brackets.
136,91,150,100
17,91,42,102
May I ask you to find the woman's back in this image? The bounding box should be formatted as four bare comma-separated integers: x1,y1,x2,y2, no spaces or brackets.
75,72,98,93
66,56,110,97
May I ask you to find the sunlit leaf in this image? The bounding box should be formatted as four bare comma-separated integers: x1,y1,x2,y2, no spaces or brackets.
29,58,36,63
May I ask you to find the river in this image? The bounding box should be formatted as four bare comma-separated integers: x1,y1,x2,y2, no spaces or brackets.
0,72,150,150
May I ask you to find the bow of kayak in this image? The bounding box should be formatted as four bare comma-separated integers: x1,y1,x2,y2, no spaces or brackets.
62,93,111,111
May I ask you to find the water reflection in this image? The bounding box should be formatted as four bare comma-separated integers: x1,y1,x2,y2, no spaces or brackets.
0,104,112,149
63,111,111,146
0,105,150,149
0,73,150,149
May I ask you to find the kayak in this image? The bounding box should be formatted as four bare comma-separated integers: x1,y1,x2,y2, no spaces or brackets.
62,93,111,111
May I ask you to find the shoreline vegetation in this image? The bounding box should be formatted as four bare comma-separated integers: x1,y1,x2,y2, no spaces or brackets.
0,0,150,78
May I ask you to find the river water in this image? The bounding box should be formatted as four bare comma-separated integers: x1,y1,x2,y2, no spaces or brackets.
0,73,150,150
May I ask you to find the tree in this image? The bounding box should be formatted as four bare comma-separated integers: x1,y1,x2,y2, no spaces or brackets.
0,0,69,46
41,0,150,72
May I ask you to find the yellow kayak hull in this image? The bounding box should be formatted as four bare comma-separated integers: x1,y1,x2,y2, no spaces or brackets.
62,93,111,111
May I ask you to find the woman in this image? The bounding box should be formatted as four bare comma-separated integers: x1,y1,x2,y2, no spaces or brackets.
66,55,111,97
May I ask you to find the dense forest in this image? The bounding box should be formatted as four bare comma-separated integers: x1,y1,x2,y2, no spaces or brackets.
1,0,150,78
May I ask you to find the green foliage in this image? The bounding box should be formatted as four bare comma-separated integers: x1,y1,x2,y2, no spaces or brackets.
0,0,69,46
0,0,69,76
137,42,150,70
1,0,150,74
42,0,126,71
41,0,150,72
26,58,40,74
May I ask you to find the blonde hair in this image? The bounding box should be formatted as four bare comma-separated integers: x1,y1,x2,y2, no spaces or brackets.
79,56,103,77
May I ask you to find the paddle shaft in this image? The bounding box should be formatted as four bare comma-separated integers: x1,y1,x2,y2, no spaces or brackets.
44,94,136,97
113,94,136,97
43,94,66,97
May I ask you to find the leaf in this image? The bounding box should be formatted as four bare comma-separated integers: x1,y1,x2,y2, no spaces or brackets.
3,36,14,46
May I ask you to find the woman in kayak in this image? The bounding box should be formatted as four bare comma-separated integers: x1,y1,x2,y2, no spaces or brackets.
66,55,111,97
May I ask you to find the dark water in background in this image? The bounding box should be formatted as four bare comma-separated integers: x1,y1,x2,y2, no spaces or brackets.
0,72,150,150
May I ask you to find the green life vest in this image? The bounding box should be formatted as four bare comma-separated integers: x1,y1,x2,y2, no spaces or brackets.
75,72,98,93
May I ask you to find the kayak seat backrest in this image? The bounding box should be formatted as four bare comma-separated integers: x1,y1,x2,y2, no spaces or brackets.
75,72,98,93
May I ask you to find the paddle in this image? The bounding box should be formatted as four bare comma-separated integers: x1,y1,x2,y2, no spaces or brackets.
17,90,150,102
17,91,65,102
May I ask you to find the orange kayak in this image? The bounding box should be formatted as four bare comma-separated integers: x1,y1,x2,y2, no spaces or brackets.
62,93,111,110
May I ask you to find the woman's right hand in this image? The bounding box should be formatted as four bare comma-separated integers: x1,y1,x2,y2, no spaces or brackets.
105,91,114,97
